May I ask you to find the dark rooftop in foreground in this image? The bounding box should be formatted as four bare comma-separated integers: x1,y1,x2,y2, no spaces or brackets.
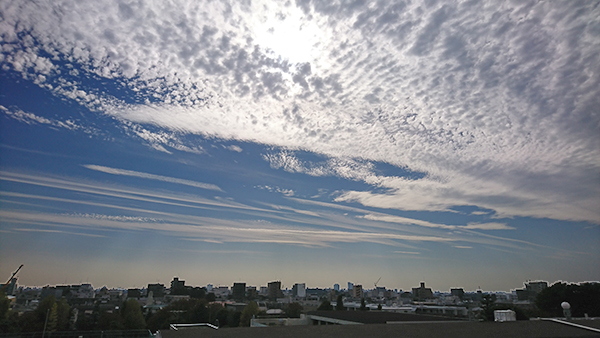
161,320,600,338
307,310,463,324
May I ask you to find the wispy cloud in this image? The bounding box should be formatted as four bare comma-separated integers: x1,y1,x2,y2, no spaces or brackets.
360,214,513,231
394,251,420,255
83,164,222,192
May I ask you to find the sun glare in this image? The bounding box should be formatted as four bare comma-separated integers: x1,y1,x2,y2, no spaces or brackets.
252,6,323,65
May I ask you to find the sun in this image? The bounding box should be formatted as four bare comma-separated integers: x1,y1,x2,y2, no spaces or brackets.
251,4,324,65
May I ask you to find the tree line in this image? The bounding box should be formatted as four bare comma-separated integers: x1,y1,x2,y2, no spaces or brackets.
0,292,305,333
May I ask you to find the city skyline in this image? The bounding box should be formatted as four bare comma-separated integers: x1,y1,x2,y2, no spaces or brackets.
7,273,594,295
1,1,599,292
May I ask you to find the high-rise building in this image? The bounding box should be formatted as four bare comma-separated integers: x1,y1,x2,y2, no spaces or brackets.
450,288,465,300
0,278,17,296
246,286,257,299
148,283,165,297
292,283,306,298
348,282,354,291
352,284,363,299
516,281,548,301
170,277,186,294
268,281,283,300
334,284,340,292
232,282,246,301
412,282,434,301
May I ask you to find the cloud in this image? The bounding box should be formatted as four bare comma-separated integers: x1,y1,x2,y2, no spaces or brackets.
360,214,513,231
1,105,97,134
1,0,598,224
83,164,222,191
0,209,454,248
255,185,295,197
394,251,420,255
462,223,514,230
226,145,243,152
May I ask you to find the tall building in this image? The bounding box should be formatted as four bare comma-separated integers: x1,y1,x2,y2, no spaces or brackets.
412,282,434,301
352,284,364,299
0,278,17,296
232,282,246,301
246,286,257,300
292,283,306,298
348,282,354,291
268,281,283,300
450,288,465,300
516,281,548,301
170,277,186,294
148,283,165,297
334,284,340,292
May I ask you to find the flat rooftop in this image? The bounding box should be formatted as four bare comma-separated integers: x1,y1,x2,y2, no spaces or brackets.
161,320,600,338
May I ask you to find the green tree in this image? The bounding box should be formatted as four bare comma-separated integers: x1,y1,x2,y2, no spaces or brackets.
286,302,303,318
536,282,600,317
360,298,368,311
215,308,229,327
480,294,497,321
188,299,209,323
21,295,58,332
46,303,58,332
208,303,223,324
121,299,146,329
0,292,17,333
336,295,345,311
56,298,71,331
239,301,259,327
228,310,241,327
98,311,124,330
317,300,333,311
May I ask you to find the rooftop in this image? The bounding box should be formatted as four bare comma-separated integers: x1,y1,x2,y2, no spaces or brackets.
160,320,600,338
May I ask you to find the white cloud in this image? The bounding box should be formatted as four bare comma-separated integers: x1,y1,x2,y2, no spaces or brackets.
360,213,513,231
83,164,222,192
226,145,243,153
1,0,598,224
394,251,420,255
462,223,514,230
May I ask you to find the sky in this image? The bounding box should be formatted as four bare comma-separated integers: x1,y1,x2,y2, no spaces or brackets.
0,0,599,293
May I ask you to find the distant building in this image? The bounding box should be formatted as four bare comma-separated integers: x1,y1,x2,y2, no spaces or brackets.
246,286,257,299
127,288,142,299
0,278,17,296
148,283,165,298
352,285,364,299
450,288,465,300
170,277,186,294
334,284,340,292
268,281,283,300
348,282,354,291
213,286,230,298
292,283,306,298
412,282,433,301
233,282,246,301
516,281,548,301
206,284,213,292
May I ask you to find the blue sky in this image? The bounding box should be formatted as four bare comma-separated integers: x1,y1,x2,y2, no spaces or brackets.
0,0,599,292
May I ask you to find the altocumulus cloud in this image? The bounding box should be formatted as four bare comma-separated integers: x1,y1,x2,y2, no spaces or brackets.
1,0,599,224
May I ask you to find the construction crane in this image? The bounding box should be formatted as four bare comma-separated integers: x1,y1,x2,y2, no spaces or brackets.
1,264,23,293
374,277,382,288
